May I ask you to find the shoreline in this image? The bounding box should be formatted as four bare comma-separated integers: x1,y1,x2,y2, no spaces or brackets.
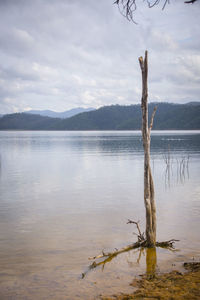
100,262,200,299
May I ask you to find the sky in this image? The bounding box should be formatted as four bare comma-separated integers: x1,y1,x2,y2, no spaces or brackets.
0,0,200,114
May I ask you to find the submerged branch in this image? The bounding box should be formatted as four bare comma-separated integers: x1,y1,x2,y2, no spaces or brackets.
82,240,146,278
82,238,179,278
88,240,146,261
82,220,179,278
156,239,180,249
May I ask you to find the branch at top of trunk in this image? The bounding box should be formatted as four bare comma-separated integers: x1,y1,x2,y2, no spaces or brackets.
138,51,148,76
138,56,144,71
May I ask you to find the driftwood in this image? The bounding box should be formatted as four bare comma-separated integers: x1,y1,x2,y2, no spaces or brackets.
82,240,145,278
82,221,179,278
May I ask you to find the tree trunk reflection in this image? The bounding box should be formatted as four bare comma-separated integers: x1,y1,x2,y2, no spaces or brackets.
146,247,157,278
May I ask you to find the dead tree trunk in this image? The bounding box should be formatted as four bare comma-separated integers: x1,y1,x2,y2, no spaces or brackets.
83,52,180,277
139,51,157,247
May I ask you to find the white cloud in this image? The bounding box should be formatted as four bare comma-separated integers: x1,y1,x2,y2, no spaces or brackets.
0,0,200,114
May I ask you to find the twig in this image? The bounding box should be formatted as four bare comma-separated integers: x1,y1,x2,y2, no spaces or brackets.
127,219,145,242
185,0,198,3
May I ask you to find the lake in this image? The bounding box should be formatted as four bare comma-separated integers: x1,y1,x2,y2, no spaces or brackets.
0,130,200,299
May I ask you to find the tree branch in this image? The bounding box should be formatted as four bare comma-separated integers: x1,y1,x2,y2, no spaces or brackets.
127,219,145,241
114,0,199,22
149,106,157,135
185,0,198,3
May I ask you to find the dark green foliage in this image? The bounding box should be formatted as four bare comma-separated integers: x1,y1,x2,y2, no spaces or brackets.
151,103,200,130
0,113,60,130
51,104,142,130
0,102,200,130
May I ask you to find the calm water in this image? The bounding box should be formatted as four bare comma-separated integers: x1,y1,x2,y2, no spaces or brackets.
0,131,200,299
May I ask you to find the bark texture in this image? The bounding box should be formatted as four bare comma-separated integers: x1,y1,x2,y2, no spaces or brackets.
139,51,157,247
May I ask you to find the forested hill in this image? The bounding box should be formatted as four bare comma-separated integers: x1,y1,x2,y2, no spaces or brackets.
0,102,200,130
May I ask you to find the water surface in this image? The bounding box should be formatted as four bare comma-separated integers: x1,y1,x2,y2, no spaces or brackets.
0,131,200,299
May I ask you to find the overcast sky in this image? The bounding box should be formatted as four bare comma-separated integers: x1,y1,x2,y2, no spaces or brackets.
0,0,200,114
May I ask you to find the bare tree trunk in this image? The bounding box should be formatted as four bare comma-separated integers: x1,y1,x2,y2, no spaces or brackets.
84,52,180,277
139,51,157,247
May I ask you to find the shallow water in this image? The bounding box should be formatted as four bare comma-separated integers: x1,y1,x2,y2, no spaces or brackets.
0,130,200,299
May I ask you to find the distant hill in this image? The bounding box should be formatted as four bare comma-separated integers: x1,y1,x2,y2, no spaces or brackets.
0,102,200,130
26,107,95,118
0,113,60,130
185,102,200,106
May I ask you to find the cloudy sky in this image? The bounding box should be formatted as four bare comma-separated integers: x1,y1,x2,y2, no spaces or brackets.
0,0,200,114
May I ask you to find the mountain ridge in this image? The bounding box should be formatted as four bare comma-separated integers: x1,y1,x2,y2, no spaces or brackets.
0,102,200,130
26,107,95,118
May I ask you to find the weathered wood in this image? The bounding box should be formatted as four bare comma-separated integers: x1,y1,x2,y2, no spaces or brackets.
139,51,157,247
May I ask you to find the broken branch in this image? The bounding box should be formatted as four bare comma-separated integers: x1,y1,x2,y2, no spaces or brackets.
127,219,145,241
149,106,157,134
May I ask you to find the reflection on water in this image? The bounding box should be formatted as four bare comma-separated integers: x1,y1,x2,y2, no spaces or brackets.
0,130,200,299
146,248,157,278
